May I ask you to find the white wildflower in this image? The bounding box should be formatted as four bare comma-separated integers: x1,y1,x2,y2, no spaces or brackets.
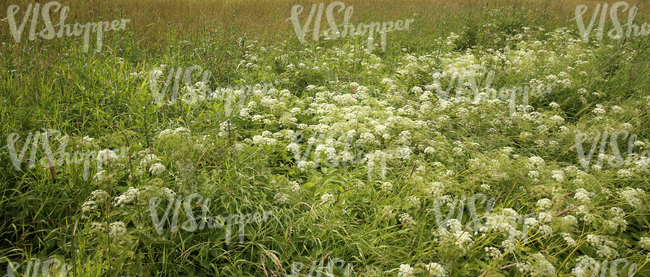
113,187,140,207
640,237,650,250
406,196,421,209
82,190,110,212
398,213,417,226
320,193,335,207
380,182,393,193
274,193,290,205
537,198,552,210
149,163,166,175
574,188,595,204
619,187,645,208
424,262,448,277
562,233,577,248
398,264,414,277
109,221,127,238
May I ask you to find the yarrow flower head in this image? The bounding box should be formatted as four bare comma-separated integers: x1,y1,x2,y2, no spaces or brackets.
113,187,140,207
140,154,161,167
109,221,127,238
424,262,448,277
397,264,414,277
274,193,290,205
537,198,552,210
574,188,595,204
82,190,110,212
405,196,421,209
97,149,118,162
380,182,393,193
398,213,417,226
592,104,606,115
89,222,105,233
320,193,335,207
485,247,502,260
551,170,565,182
149,163,166,175
639,237,650,250
572,255,599,277
527,156,546,170
619,187,645,208
529,253,555,277
290,181,301,193
562,233,577,248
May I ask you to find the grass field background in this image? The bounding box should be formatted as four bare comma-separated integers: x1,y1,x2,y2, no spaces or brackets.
1,0,650,276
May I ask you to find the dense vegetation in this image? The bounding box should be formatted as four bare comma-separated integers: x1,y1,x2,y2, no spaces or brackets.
1,0,650,276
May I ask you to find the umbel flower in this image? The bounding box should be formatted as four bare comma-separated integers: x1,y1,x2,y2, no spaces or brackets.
113,187,140,207
425,263,448,277
397,264,414,277
149,163,166,175
82,190,110,212
109,221,127,238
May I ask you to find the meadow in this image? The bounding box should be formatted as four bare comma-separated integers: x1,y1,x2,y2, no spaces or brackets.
1,0,650,276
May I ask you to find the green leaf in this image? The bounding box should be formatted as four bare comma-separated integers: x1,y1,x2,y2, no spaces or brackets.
303,182,316,189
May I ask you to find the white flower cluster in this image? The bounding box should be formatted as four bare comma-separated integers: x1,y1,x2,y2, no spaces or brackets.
571,255,600,277
397,264,414,277
574,188,595,204
157,127,190,139
380,182,393,193
90,222,105,233
320,193,335,207
82,190,110,212
109,221,127,238
217,121,237,137
405,196,420,209
274,193,290,205
140,186,175,200
529,254,555,277
149,163,166,175
640,237,650,250
536,198,552,210
526,156,546,170
480,208,523,241
289,181,301,193
113,187,140,207
398,213,416,226
618,187,645,208
485,247,502,260
586,234,619,259
251,131,278,146
562,233,577,248
424,262,447,277
139,154,165,175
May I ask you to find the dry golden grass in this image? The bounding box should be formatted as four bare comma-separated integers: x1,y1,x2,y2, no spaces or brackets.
2,0,650,57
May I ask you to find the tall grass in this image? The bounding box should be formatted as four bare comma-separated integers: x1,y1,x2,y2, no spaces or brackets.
1,0,650,276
